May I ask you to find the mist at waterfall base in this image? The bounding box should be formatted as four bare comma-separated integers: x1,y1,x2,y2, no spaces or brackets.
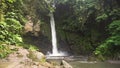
47,13,68,56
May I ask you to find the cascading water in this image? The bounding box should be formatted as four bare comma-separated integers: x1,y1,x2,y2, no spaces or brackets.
45,1,67,56
48,12,67,56
50,13,59,55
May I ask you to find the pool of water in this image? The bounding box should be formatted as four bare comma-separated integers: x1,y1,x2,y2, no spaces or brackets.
69,61,120,68
46,56,120,68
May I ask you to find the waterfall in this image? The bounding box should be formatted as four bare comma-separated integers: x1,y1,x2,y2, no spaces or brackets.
50,13,59,55
48,13,67,56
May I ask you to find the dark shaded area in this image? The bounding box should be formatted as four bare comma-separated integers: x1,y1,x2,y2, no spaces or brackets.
23,32,72,55
23,32,52,54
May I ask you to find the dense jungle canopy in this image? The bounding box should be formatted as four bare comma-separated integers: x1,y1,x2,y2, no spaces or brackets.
0,0,120,60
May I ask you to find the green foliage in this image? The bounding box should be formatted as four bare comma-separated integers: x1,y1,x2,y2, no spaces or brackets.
29,45,38,51
20,44,38,51
54,0,120,57
5,18,22,33
0,43,12,58
95,20,120,59
109,9,120,20
96,13,108,22
7,0,16,3
108,20,120,35
0,18,23,44
5,11,27,25
54,0,103,55
0,0,24,45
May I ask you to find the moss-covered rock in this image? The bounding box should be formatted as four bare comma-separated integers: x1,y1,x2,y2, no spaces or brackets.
28,50,46,62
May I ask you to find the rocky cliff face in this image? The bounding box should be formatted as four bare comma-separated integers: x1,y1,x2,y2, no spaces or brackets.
23,15,72,55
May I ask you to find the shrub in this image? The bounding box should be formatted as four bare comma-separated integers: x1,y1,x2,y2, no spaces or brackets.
0,43,12,58
0,18,23,44
95,20,120,60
